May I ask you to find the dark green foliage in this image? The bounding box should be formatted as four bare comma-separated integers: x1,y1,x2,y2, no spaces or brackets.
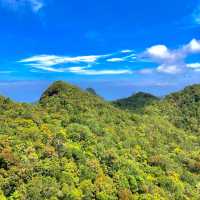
158,84,200,132
0,81,200,199
86,88,98,96
112,92,159,112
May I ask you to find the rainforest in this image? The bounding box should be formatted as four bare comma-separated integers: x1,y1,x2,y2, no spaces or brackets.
0,81,200,200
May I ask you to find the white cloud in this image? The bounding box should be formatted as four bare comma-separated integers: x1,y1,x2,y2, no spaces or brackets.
20,54,133,75
185,39,200,53
144,38,200,74
28,64,66,72
123,53,137,60
120,49,133,53
19,39,200,76
0,0,44,13
187,63,200,69
28,64,133,75
106,52,136,63
67,66,132,75
147,45,172,60
157,64,182,74
19,54,110,67
106,58,124,62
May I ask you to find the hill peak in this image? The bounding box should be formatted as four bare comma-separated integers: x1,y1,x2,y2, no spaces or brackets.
112,91,159,112
40,81,79,100
39,81,110,111
86,87,98,96
131,92,159,99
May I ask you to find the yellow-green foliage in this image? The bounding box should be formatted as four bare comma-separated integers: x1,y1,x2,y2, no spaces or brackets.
0,81,200,199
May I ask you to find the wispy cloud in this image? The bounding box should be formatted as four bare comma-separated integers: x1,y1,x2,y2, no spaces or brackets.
192,4,200,25
106,52,136,63
178,2,200,29
106,58,124,62
157,64,182,74
120,49,134,53
19,54,133,75
29,64,132,75
27,64,66,72
67,66,132,75
19,54,110,66
0,0,44,13
143,38,200,74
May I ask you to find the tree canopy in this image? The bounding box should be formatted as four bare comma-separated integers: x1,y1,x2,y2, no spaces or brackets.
0,81,200,200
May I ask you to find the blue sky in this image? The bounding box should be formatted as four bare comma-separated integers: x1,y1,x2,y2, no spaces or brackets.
0,0,200,102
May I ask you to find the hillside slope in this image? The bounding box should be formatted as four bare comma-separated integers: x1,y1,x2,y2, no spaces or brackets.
158,84,200,133
113,84,200,133
0,81,200,200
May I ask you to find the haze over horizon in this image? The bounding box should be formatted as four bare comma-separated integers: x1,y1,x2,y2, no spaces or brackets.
0,0,200,102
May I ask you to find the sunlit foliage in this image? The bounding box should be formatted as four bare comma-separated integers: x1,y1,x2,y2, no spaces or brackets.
0,81,200,199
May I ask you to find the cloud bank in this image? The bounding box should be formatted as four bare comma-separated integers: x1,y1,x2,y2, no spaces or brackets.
143,39,200,74
18,39,200,76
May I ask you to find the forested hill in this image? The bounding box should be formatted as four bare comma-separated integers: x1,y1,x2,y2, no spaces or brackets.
147,84,200,133
0,81,200,200
112,92,160,112
112,84,200,133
